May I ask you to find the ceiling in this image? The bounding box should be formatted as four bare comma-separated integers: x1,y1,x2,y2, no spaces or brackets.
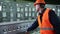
23,0,60,5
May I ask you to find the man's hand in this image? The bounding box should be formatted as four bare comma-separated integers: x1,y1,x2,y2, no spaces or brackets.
25,31,29,34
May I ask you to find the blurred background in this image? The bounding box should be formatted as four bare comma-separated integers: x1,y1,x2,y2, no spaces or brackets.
0,0,60,34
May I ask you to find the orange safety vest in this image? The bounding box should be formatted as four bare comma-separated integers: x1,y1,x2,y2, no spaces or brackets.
37,8,55,34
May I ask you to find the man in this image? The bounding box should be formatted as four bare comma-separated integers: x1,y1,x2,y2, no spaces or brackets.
25,0,60,34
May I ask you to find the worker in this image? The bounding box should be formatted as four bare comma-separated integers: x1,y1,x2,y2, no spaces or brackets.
25,0,60,34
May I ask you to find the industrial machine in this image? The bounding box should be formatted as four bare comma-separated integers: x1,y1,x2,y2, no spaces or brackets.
0,0,60,34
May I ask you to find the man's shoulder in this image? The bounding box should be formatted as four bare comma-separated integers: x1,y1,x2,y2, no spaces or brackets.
49,9,56,14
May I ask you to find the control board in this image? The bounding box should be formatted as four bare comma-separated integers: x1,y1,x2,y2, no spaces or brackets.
0,20,34,34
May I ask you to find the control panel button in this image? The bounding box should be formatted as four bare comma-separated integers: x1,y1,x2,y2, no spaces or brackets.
3,29,7,32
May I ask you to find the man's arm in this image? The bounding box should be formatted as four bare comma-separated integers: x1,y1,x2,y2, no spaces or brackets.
49,10,60,34
27,19,39,32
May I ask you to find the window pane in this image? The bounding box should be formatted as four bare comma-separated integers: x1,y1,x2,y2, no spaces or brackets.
32,13,34,17
25,13,28,16
29,8,31,11
17,7,20,12
29,13,31,16
2,12,6,17
21,8,23,12
10,13,13,17
25,7,28,11
32,8,35,11
17,13,20,17
10,7,13,11
58,9,60,16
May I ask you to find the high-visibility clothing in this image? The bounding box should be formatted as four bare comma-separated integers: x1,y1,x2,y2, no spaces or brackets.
34,0,45,6
37,8,55,34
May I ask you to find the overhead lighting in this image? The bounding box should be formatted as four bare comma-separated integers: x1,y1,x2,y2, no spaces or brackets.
0,6,2,11
52,8,55,11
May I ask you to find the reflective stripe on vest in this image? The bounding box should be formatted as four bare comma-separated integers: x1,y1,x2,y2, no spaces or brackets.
40,28,54,30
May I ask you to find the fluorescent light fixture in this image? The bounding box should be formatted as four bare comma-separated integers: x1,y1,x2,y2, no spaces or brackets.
0,6,2,11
